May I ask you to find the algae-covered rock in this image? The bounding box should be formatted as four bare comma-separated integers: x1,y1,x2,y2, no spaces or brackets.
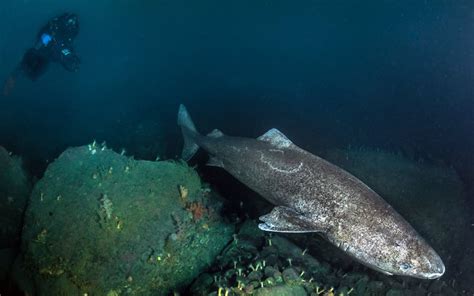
20,145,233,295
0,146,31,249
385,289,405,296
253,285,307,296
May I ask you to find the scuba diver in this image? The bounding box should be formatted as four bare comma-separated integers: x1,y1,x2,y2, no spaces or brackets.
3,13,80,96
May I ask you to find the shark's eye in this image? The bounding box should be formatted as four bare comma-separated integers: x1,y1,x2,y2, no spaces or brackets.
400,262,413,271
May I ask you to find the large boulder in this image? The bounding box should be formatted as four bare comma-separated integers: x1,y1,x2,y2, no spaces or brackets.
18,145,233,295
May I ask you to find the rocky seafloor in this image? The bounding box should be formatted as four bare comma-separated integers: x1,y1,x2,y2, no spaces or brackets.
0,144,472,295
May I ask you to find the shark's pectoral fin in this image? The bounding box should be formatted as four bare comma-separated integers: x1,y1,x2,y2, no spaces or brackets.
258,206,323,233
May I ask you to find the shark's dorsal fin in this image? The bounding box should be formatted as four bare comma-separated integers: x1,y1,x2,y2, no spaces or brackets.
258,206,324,233
257,128,294,149
207,129,224,138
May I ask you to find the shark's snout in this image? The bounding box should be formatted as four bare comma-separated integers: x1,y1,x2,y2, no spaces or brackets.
425,256,445,279
411,250,445,279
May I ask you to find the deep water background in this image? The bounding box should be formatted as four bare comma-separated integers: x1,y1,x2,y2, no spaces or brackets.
0,0,473,279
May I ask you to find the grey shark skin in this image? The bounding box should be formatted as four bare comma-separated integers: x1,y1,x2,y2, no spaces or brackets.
177,104,445,279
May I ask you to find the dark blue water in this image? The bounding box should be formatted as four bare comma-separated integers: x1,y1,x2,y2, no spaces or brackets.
1,1,472,174
1,1,473,294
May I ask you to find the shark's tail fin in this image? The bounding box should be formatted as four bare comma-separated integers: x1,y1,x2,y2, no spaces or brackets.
177,104,200,161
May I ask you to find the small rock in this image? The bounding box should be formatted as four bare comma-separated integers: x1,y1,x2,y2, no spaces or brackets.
250,280,261,288
367,281,385,294
282,268,299,283
244,283,255,293
253,285,307,296
385,289,405,296
263,254,279,266
273,271,283,283
247,270,263,281
264,266,279,278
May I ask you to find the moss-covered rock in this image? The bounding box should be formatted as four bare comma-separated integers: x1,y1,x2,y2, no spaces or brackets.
19,145,233,295
253,285,307,296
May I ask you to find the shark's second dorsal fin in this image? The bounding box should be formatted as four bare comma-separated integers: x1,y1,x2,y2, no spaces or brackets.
257,128,294,149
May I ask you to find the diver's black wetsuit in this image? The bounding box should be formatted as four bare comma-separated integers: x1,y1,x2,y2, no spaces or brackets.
23,13,81,80
2,13,80,95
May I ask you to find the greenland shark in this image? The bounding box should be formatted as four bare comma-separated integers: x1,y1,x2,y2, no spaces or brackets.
177,104,445,279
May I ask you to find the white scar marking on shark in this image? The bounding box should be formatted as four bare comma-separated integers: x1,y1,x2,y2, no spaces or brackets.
259,153,303,174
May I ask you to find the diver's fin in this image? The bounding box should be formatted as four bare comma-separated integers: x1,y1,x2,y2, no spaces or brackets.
257,128,294,149
206,156,224,168
2,75,16,97
258,206,323,233
177,104,200,161
207,129,224,138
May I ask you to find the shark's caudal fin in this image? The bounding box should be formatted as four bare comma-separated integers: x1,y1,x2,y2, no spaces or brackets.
177,104,200,161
